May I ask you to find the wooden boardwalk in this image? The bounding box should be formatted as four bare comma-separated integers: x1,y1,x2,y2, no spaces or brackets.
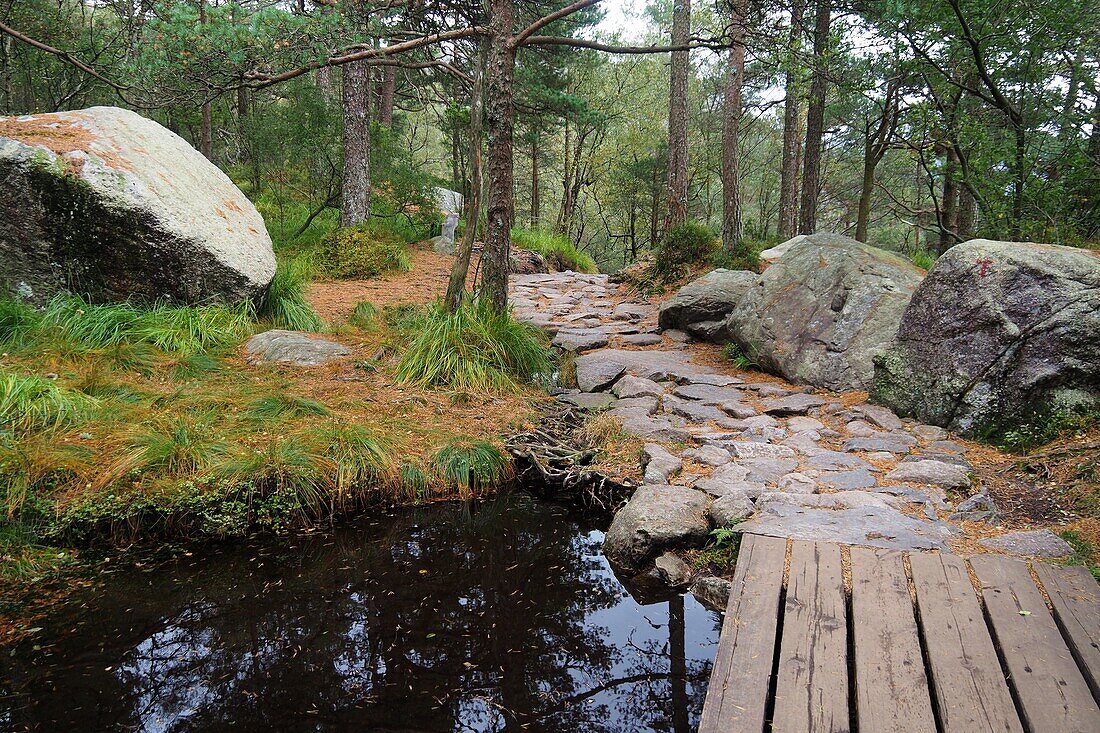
699,534,1100,733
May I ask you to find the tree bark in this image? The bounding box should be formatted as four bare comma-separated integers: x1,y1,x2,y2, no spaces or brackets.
198,0,213,160
956,183,975,239
797,0,830,235
938,145,959,252
480,0,516,311
777,0,805,239
446,47,485,313
377,63,396,127
855,141,876,243
650,155,660,248
530,134,540,229
663,0,691,235
720,0,748,255
341,58,372,226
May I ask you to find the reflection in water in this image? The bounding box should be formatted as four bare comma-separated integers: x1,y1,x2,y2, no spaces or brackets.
1,495,719,732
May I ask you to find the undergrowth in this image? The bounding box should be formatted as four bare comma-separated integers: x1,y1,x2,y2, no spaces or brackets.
511,228,598,273
316,223,412,280
258,257,326,331
395,298,552,392
654,222,719,280
995,406,1099,452
722,342,759,371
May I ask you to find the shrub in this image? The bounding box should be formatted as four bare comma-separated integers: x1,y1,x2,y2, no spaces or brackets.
258,257,326,332
655,222,720,277
711,241,762,272
511,228,598,273
316,224,412,280
395,299,552,392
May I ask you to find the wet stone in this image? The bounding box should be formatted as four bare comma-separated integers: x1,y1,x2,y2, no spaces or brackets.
691,576,732,612
654,552,694,588
603,485,711,570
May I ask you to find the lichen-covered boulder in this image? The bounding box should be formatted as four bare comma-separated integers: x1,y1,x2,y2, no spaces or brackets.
603,484,711,571
0,107,275,305
872,240,1100,435
726,233,924,391
657,268,758,341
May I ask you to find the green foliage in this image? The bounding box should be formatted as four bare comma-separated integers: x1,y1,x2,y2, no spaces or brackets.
349,301,379,330
909,249,937,270
0,370,97,431
722,342,759,370
0,296,42,346
711,242,763,273
258,257,326,332
310,423,393,492
1059,530,1100,581
431,438,510,493
511,228,598,273
170,353,224,381
997,406,1099,452
315,224,412,280
113,416,230,478
655,222,720,278
691,526,742,572
395,299,552,392
37,294,253,356
246,394,331,421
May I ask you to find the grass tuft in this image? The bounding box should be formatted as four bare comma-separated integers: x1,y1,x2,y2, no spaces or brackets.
722,342,759,370
258,257,326,332
511,228,598,273
0,297,42,346
349,301,379,330
395,299,552,392
431,438,510,495
246,394,331,421
309,423,393,494
0,370,97,430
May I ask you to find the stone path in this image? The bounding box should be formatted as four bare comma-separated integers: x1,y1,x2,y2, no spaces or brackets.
510,272,1073,561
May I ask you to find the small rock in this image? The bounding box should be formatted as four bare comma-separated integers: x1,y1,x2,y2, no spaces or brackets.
643,444,683,484
807,451,871,470
245,330,350,367
718,401,758,419
575,356,626,392
663,395,728,423
818,468,878,490
654,552,694,588
679,373,744,387
787,416,824,433
778,472,816,494
856,404,904,431
691,576,732,612
978,530,1075,559
612,375,665,399
559,392,616,410
683,445,732,467
622,333,664,346
727,442,796,460
603,485,711,570
885,459,970,489
740,457,800,485
781,432,826,457
912,424,949,442
618,414,691,442
762,393,826,415
552,329,609,353
710,494,756,526
608,396,660,417
842,434,917,454
844,420,880,437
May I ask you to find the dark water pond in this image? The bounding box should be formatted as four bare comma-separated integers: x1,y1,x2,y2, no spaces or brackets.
0,494,719,732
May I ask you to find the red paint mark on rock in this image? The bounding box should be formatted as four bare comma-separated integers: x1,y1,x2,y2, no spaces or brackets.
976,257,994,277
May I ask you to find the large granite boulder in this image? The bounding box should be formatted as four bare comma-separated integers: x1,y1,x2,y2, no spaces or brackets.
603,485,711,571
726,233,924,391
873,240,1100,434
0,107,276,305
759,234,810,262
657,268,758,341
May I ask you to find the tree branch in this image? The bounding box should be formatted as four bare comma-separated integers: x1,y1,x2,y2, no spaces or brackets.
510,0,601,49
520,36,727,53
0,19,131,96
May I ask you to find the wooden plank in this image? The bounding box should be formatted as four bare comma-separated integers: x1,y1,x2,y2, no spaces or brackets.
971,555,1100,732
850,547,937,733
698,534,787,733
1033,562,1100,702
771,541,848,733
909,552,1024,733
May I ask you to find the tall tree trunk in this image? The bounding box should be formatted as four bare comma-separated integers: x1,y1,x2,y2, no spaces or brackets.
530,134,540,229
663,0,691,235
198,0,213,160
798,0,830,235
0,35,12,113
446,49,485,313
777,0,805,239
855,138,876,243
341,58,372,227
957,184,975,239
938,145,959,252
557,120,572,234
649,156,660,248
720,0,748,256
377,63,396,127
1011,123,1025,239
480,0,516,311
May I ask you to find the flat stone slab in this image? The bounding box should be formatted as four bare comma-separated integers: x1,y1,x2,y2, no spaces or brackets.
818,468,878,490
559,392,616,410
978,530,1075,558
245,330,350,366
575,349,711,391
621,333,663,346
672,383,745,404
762,393,826,415
612,375,665,399
842,434,918,454
885,459,971,489
737,503,957,551
552,329,609,353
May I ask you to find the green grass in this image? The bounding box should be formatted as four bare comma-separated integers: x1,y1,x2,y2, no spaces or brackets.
0,370,98,430
109,416,230,481
395,299,552,392
37,295,253,356
0,297,42,346
258,257,326,332
316,224,412,280
996,407,1100,452
1059,530,1100,581
908,249,937,270
511,228,598,273
689,526,742,572
654,222,720,278
245,394,331,421
431,437,510,494
722,342,759,370
349,301,379,330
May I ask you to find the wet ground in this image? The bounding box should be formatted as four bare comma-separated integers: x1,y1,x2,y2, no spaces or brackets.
0,494,718,732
